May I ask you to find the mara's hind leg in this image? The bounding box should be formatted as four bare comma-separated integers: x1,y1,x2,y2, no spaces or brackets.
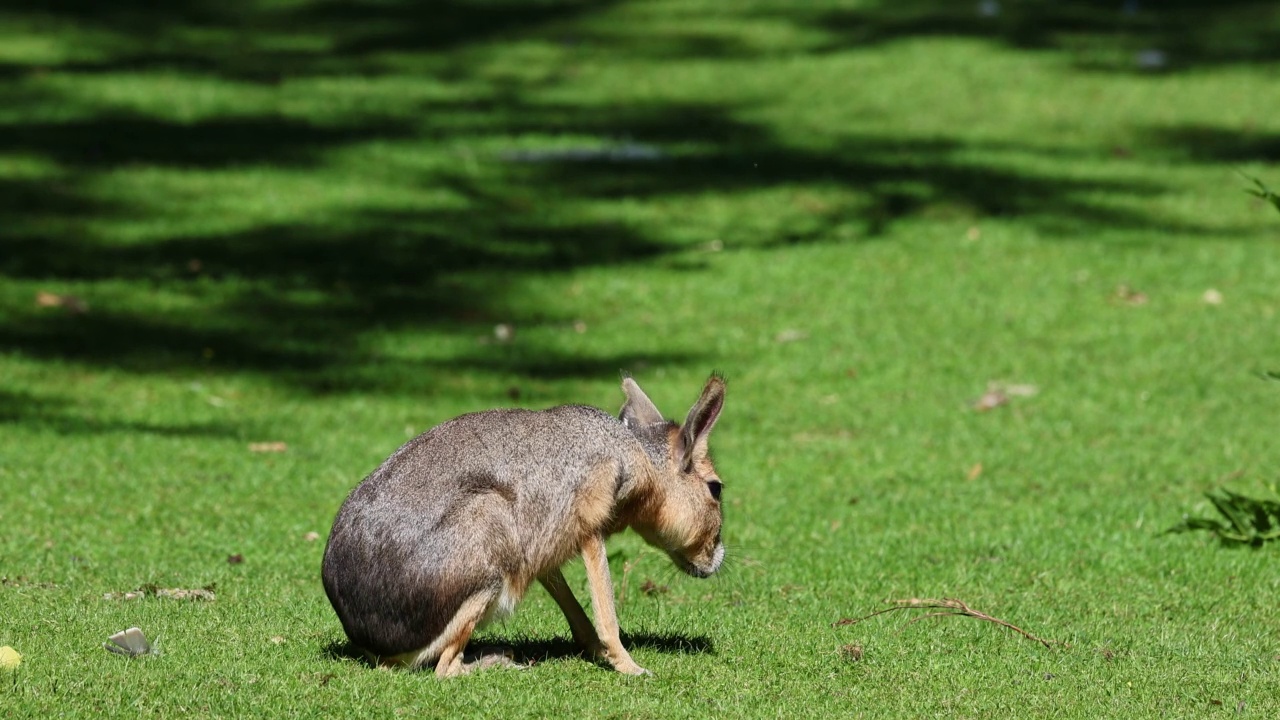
375,587,521,677
431,591,496,678
429,588,527,677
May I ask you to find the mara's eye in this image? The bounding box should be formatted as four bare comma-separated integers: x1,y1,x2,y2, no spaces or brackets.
706,480,722,501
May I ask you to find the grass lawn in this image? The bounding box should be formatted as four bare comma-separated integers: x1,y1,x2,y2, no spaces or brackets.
3,0,1280,716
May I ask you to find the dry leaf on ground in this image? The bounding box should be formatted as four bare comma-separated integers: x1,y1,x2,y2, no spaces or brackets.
639,579,669,596
105,586,215,601
973,381,1038,412
840,644,863,662
35,291,89,314
973,388,1008,411
156,587,216,601
1113,284,1148,305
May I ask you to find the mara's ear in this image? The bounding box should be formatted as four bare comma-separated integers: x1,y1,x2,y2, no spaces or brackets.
619,375,665,429
679,374,726,471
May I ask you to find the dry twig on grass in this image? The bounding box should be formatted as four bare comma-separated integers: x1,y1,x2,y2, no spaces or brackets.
834,597,1054,649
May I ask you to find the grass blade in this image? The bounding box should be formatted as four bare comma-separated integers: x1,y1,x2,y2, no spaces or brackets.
1168,486,1280,546
1241,172,1280,214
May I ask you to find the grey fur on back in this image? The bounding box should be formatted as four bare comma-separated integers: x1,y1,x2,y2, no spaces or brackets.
321,403,657,657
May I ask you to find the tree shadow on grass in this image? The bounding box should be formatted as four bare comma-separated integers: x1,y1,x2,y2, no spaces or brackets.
0,0,1253,398
0,389,246,437
0,114,415,169
1137,124,1280,164
17,0,1277,76
322,630,713,670
4,105,1204,367
1,200,689,394
0,96,1221,393
783,0,1280,73
0,0,628,83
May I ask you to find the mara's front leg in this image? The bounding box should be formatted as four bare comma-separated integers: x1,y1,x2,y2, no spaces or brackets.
539,567,604,658
578,534,649,676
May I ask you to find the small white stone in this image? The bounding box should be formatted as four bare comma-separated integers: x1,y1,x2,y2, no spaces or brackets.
1135,49,1167,70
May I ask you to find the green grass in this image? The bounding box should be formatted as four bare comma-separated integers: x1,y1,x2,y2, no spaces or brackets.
3,0,1280,716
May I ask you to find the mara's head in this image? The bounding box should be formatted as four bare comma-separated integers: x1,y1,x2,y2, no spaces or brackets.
618,374,726,579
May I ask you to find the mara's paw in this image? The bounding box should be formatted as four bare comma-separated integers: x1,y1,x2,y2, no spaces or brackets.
608,654,650,676
617,662,651,677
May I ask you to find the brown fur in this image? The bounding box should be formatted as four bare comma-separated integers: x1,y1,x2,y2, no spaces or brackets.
321,375,727,676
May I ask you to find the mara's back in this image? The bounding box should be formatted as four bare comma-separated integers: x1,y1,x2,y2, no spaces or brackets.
321,404,647,656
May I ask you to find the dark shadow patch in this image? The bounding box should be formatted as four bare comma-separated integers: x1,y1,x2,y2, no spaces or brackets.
471,99,1197,239
0,0,627,83
321,630,713,669
0,115,414,169
0,206,682,389
620,630,715,655
0,389,73,424
1138,124,1280,164
482,630,714,667
0,389,244,437
293,0,627,59
322,639,371,666
0,177,111,223
783,0,1280,74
